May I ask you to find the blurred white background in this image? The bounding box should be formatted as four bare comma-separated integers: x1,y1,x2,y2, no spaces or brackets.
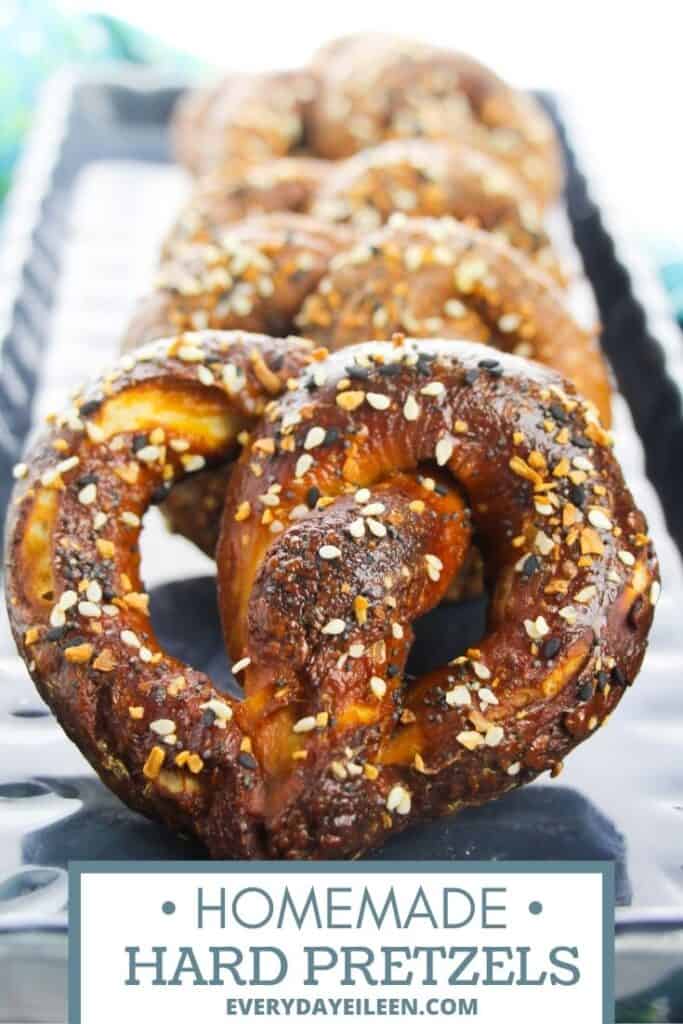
57,0,682,241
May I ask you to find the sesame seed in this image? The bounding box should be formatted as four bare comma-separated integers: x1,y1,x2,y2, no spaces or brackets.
650,580,661,606
435,437,454,466
322,618,345,635
403,395,420,421
200,698,233,721
320,544,341,560
367,518,387,538
558,606,577,624
78,483,97,505
485,725,505,747
12,462,28,479
178,344,204,362
535,531,554,555
572,456,593,472
444,298,467,318
197,365,214,386
121,629,140,648
77,602,101,618
457,730,485,750
386,784,411,814
348,518,366,539
59,590,78,611
354,488,371,504
588,508,612,531
424,553,443,582
524,616,550,641
366,392,391,410
120,511,140,527
349,642,365,658
445,685,471,707
136,445,161,463
391,622,404,640
293,716,317,734
86,581,102,603
370,676,387,698
498,313,521,332
295,453,313,478
420,381,445,397
618,550,635,567
181,454,206,472
232,657,251,674
478,687,499,705
507,762,521,776
150,719,175,736
304,426,326,450
362,502,386,516
574,586,597,604
472,661,491,681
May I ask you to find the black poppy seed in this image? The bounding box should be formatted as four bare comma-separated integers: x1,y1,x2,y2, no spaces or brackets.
346,366,369,380
387,664,400,677
132,434,149,453
434,483,449,497
573,434,592,449
464,368,479,386
569,484,586,507
378,363,401,376
478,358,500,370
549,402,568,423
306,486,320,509
324,428,340,446
238,752,257,770
540,636,561,660
521,554,540,577
271,354,284,371
79,398,102,417
150,483,171,505
579,682,594,702
611,665,628,687
597,670,610,692
201,709,216,726
46,626,66,642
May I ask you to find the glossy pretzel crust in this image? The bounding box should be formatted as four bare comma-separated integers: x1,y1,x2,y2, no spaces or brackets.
6,333,658,859
173,34,562,207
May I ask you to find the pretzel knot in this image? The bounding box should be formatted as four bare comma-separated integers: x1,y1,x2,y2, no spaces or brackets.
6,332,659,860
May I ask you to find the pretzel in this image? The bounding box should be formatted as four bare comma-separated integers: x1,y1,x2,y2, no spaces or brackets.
296,216,611,425
309,34,562,206
6,334,656,859
5,331,315,856
125,213,350,350
173,34,562,208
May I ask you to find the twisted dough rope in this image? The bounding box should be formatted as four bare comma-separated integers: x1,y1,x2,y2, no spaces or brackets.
175,33,562,207
6,332,658,859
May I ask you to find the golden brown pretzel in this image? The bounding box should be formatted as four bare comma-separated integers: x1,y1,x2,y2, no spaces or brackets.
5,331,315,856
173,34,562,207
125,213,350,349
190,69,319,177
6,334,656,859
297,216,611,426
311,33,561,205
